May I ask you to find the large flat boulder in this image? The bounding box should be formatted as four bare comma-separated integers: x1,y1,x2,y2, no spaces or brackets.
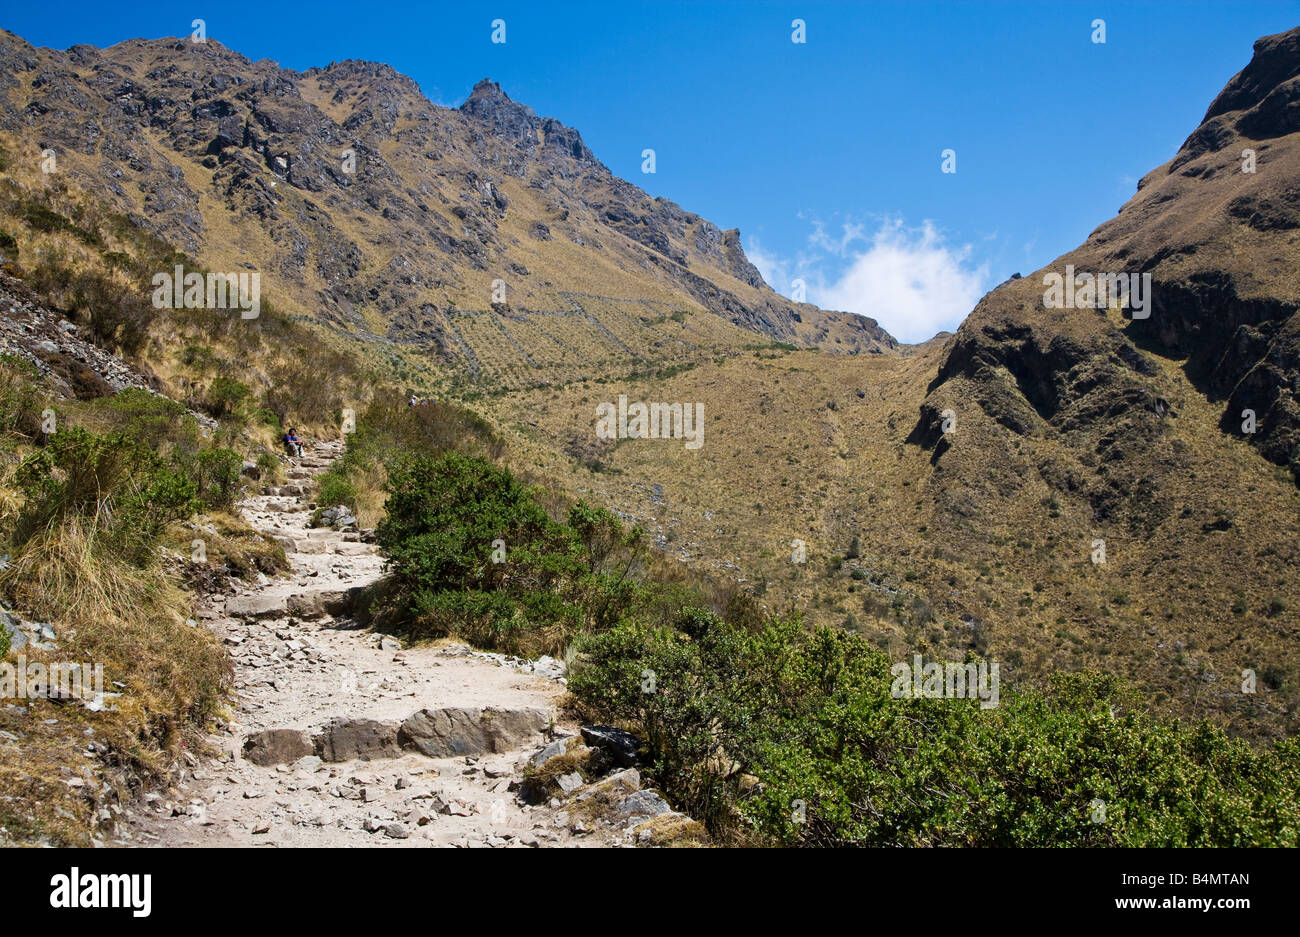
398,707,550,758
314,717,402,762
334,542,377,556
225,594,288,619
242,728,314,766
286,588,359,620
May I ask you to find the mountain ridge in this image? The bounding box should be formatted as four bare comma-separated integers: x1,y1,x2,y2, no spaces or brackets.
0,30,897,398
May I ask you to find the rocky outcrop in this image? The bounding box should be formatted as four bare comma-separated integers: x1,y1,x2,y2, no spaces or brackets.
916,26,1300,483
0,30,896,371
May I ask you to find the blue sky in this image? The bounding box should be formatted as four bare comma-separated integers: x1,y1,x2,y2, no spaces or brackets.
4,1,1297,341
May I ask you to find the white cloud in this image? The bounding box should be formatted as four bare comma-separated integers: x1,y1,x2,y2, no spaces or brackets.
750,217,989,344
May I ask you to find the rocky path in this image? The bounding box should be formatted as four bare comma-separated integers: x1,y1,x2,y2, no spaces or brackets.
121,441,699,848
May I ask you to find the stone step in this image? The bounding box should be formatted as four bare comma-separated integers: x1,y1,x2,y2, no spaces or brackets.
225,593,290,620
335,542,378,556
286,587,363,619
225,585,363,621
241,707,552,766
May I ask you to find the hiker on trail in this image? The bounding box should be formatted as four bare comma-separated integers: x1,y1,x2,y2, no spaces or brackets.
284,427,303,458
409,393,418,408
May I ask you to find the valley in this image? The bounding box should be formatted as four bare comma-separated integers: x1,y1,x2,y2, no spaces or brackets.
0,17,1297,849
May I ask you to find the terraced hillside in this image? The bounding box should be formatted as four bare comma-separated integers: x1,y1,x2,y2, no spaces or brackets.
0,31,895,398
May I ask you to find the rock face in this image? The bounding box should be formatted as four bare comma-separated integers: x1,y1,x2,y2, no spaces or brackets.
0,29,897,389
397,707,550,758
918,26,1300,487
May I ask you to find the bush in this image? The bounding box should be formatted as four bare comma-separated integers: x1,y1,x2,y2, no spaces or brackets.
316,473,358,510
569,616,1300,846
201,377,250,420
101,388,194,446
191,447,243,509
11,427,198,566
311,389,503,527
255,451,282,484
376,452,584,653
371,451,642,656
0,355,42,444
568,608,765,832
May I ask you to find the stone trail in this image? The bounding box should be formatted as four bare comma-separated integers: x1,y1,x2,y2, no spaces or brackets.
120,440,698,848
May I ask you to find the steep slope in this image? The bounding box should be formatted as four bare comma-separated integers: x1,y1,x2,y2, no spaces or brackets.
490,27,1300,743
899,26,1300,738
2,23,1296,749
922,26,1300,478
0,32,894,395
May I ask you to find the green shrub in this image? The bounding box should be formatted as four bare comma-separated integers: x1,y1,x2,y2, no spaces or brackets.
0,355,42,444
316,473,358,510
255,452,281,481
202,376,251,420
377,452,583,651
191,447,243,509
254,408,281,431
12,427,198,566
570,616,1300,847
372,451,642,656
101,388,196,446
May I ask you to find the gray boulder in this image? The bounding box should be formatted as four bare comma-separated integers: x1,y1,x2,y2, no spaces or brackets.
556,772,584,795
580,725,641,767
225,594,288,619
2,606,27,652
314,717,402,762
529,736,574,769
398,706,549,758
286,588,358,620
615,789,674,822
317,505,358,529
243,728,314,766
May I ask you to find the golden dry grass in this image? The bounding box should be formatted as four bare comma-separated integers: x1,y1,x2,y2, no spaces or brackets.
0,509,228,845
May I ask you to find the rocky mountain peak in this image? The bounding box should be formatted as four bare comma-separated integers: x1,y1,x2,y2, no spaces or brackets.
460,77,538,137
1202,27,1300,131
0,29,898,388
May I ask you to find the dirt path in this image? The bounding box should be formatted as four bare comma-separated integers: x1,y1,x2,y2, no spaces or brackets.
118,441,688,848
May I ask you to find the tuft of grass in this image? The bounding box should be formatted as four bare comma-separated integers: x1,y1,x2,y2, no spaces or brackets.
0,511,228,845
